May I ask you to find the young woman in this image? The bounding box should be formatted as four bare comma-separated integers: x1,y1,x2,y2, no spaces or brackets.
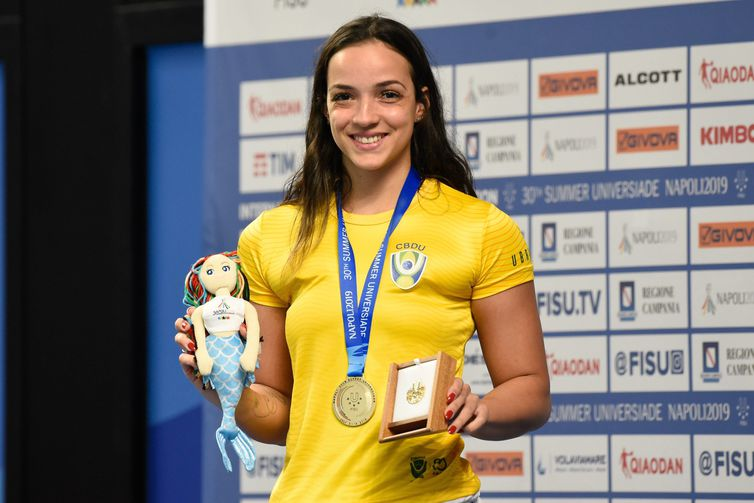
175,15,549,502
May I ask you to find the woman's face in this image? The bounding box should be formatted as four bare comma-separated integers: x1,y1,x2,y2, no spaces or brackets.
325,40,425,178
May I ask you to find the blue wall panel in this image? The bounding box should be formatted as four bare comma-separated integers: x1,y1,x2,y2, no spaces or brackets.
146,43,205,503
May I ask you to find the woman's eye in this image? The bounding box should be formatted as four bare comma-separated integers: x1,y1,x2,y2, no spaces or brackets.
331,93,351,102
222,265,230,272
206,269,214,276
382,90,400,100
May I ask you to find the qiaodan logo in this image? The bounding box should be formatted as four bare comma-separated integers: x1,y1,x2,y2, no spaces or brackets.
390,250,428,290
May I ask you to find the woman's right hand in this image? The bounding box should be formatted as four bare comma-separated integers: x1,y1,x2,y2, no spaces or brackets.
174,308,221,407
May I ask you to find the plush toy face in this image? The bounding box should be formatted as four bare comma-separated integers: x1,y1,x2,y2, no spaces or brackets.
199,254,237,295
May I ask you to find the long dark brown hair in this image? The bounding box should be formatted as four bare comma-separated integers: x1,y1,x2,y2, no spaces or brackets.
283,15,475,264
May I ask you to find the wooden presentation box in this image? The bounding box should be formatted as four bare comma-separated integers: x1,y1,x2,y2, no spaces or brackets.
378,351,457,443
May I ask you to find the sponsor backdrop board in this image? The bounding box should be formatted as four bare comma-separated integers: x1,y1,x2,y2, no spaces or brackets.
202,1,754,501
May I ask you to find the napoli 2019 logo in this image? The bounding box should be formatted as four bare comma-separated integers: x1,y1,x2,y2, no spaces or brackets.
391,250,428,290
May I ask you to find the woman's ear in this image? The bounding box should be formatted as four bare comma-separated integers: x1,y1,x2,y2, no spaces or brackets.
415,86,430,122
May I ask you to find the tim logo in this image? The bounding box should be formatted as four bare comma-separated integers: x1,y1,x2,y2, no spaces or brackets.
465,132,480,163
619,281,636,321
541,223,557,262
540,70,598,98
253,152,268,177
390,249,427,290
617,126,679,153
252,151,297,178
702,341,721,383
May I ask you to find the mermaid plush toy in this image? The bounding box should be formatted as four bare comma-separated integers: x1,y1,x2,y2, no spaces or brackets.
183,251,260,472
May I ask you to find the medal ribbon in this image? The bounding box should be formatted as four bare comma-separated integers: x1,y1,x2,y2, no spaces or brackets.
337,166,421,377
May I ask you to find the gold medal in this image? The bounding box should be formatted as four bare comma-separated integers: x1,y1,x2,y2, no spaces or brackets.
406,381,425,405
332,377,376,426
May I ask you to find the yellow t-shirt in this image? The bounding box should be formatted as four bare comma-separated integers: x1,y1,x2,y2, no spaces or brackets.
238,179,533,502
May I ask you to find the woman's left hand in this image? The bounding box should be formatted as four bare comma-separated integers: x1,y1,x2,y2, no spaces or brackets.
445,377,489,435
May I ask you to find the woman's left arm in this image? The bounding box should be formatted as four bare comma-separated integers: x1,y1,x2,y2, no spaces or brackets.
446,280,550,440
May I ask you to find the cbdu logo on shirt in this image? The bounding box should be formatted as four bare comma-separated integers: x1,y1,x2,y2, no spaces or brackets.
390,249,427,290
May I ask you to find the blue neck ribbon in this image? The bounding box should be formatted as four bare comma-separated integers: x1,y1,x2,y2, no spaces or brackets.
336,166,422,377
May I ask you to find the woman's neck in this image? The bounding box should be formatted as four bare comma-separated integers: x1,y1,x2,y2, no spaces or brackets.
341,163,411,215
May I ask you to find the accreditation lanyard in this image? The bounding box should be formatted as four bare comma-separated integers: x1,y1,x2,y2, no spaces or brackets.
337,167,421,377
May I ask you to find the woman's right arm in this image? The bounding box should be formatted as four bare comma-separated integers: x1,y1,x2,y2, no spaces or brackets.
174,302,292,445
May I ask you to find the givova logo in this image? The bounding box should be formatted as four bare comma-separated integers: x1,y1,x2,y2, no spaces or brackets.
692,205,754,264
695,435,754,492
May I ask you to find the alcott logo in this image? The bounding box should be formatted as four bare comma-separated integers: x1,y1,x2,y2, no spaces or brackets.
540,70,599,97
390,249,427,290
465,451,524,476
620,449,684,478
702,341,721,383
617,126,679,153
700,59,754,89
248,96,302,121
698,450,754,477
619,281,636,321
699,221,754,248
252,151,297,178
615,69,682,86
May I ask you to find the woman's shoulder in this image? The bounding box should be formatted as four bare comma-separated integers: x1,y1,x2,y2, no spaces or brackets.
241,203,300,233
239,203,301,249
418,178,501,219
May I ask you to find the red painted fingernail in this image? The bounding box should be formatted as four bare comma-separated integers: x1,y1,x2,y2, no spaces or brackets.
181,321,188,330
445,410,453,420
448,425,457,435
188,341,196,352
447,393,456,404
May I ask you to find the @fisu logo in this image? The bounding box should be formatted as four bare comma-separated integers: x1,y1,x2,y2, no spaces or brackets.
391,250,428,290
